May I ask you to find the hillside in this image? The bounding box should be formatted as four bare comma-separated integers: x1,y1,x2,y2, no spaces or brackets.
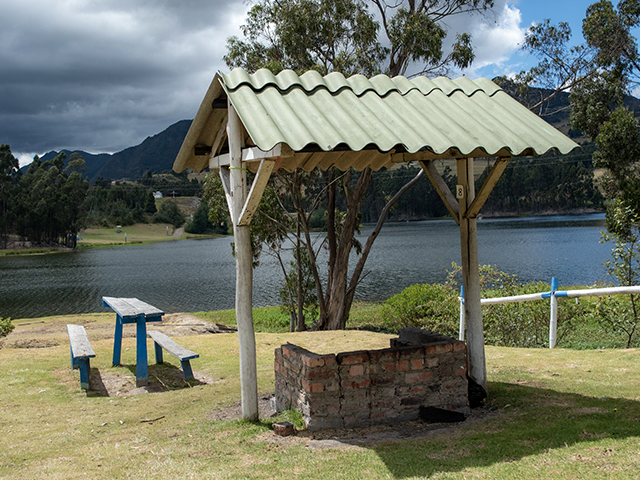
40,120,191,183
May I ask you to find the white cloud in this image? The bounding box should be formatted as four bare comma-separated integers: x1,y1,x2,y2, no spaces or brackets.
462,2,526,78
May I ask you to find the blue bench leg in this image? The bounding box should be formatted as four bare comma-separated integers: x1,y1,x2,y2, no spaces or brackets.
70,345,79,370
135,315,148,387
78,358,91,390
112,315,123,366
154,341,164,364
181,360,194,380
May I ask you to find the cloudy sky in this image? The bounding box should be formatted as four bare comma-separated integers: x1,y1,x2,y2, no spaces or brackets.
2,0,598,166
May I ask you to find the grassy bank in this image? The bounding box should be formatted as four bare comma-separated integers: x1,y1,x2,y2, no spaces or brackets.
1,312,639,479
0,223,223,256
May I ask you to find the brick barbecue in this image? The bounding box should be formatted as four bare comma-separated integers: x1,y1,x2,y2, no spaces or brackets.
274,328,470,430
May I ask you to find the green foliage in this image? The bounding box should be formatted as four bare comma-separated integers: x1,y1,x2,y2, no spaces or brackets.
279,247,318,330
153,200,186,228
225,0,387,76
184,201,226,235
599,200,640,347
0,317,13,337
381,282,459,336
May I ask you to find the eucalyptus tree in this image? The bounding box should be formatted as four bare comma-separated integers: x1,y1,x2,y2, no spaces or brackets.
514,0,640,215
0,145,21,248
224,0,495,330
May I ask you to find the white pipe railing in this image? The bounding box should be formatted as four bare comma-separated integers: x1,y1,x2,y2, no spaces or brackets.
459,278,640,348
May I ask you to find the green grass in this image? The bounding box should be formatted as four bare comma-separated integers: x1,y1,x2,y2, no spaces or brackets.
1,312,639,479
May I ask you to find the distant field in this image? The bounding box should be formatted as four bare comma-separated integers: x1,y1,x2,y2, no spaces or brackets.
79,223,185,246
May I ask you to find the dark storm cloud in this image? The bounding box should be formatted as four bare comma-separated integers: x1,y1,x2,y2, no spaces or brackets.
1,0,248,161
2,0,524,164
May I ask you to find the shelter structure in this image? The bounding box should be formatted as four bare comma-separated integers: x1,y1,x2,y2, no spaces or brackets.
173,68,578,421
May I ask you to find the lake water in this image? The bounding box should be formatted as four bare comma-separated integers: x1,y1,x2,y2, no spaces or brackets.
0,214,611,319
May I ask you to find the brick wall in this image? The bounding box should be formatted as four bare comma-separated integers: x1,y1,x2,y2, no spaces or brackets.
274,329,469,430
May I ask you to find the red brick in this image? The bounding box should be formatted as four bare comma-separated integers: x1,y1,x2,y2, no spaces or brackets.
425,345,437,355
453,341,467,353
406,371,433,383
305,368,336,381
410,359,424,370
383,362,395,373
302,355,325,368
435,343,453,354
455,365,467,376
323,355,337,367
411,386,426,395
344,378,371,389
397,360,409,372
349,365,364,377
301,378,324,393
281,345,294,357
338,351,368,365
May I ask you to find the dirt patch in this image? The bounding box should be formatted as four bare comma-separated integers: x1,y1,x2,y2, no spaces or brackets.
87,363,217,398
3,313,236,349
149,313,237,337
206,395,502,449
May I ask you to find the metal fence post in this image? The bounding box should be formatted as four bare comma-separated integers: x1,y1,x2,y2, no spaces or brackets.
459,285,465,341
549,277,559,349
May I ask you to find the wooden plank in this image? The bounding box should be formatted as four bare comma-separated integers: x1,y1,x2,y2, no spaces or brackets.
467,156,510,218
148,331,199,361
208,113,228,166
419,160,460,225
210,143,294,169
102,297,164,320
238,159,275,227
66,324,96,359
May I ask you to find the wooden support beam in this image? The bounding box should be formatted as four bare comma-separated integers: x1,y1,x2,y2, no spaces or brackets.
208,113,228,165
238,159,275,227
227,100,259,422
419,160,460,225
211,143,294,169
457,157,487,392
467,157,510,218
218,166,234,225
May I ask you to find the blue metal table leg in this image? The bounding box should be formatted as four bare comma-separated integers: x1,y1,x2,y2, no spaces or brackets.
136,314,148,387
112,315,124,366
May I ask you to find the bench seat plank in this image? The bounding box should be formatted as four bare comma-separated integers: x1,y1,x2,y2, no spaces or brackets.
148,331,199,361
148,330,199,380
66,324,95,390
67,324,96,359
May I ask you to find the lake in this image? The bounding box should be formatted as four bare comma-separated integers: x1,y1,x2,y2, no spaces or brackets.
0,214,611,319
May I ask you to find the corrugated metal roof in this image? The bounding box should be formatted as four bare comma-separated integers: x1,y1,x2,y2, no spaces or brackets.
174,68,579,174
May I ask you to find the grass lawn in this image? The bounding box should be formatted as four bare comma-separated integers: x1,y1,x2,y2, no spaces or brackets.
1,313,639,479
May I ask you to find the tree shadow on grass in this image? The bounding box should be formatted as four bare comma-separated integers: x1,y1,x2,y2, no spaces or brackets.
86,362,203,397
371,381,640,478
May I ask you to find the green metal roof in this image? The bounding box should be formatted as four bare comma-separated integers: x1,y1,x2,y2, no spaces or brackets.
174,68,579,173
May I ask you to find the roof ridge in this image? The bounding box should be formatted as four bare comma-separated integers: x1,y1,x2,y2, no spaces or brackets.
222,68,502,98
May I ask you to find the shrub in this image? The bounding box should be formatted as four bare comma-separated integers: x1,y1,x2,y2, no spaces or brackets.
381,283,459,336
0,317,14,337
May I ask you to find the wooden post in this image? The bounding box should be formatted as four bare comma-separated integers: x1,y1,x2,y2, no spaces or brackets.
457,157,487,391
228,100,259,421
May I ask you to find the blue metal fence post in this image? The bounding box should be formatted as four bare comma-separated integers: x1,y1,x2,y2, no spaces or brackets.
549,277,559,349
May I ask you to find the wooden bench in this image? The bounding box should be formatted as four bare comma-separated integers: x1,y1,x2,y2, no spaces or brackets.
148,330,199,380
66,324,96,390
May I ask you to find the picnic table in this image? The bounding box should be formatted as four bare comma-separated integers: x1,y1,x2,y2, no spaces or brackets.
102,297,164,387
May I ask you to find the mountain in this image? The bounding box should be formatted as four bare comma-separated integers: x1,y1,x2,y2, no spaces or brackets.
40,120,191,183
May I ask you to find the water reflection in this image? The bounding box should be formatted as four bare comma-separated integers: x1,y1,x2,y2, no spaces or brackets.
0,214,611,319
